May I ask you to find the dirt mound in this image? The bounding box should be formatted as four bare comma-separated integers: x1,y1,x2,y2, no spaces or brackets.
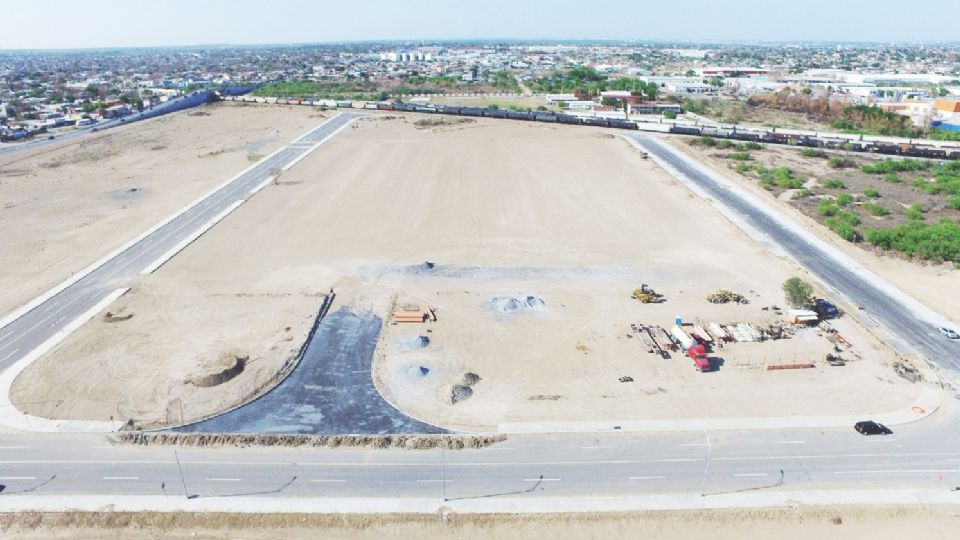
461,372,481,386
450,384,473,404
191,355,247,387
490,295,546,313
118,432,507,450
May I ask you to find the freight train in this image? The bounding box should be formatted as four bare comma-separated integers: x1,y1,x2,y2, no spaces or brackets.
223,95,960,160
378,102,960,159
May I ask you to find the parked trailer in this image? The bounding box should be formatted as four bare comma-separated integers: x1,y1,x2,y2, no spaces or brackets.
688,344,711,372
671,325,695,350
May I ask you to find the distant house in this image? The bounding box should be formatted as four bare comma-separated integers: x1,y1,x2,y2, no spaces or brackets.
100,104,132,119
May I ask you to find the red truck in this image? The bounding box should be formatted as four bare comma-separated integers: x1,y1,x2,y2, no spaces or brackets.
688,344,710,372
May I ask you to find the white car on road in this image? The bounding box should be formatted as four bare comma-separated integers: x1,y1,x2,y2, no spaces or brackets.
939,327,960,340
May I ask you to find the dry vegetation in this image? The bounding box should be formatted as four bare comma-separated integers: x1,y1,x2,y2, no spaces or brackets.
1,506,957,540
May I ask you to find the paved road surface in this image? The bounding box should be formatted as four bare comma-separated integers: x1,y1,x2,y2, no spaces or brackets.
177,307,446,435
1,420,959,499
630,135,960,373
0,113,362,383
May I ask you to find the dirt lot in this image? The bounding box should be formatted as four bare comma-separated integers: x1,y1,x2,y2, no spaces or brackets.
11,114,923,428
2,506,958,539
0,102,323,316
690,98,835,130
674,138,960,323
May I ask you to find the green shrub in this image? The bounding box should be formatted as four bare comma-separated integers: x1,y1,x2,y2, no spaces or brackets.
769,166,803,188
744,141,762,150
824,218,858,241
801,148,825,158
884,172,900,183
730,151,750,161
863,188,880,198
864,202,889,216
792,188,813,199
836,210,861,226
828,156,848,168
836,193,854,207
700,136,716,146
860,158,932,174
865,219,960,261
949,195,960,210
717,139,733,149
817,200,839,216
735,161,750,173
905,203,925,220
821,179,845,189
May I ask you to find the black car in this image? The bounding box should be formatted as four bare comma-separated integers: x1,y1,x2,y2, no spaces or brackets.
854,420,892,435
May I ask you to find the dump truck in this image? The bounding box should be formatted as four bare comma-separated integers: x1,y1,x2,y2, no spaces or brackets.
688,344,710,372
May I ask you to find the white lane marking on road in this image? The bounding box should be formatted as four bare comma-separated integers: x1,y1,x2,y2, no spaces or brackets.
524,478,560,482
103,476,139,480
416,479,452,483
581,446,606,449
733,473,769,477
308,479,347,483
0,476,35,480
679,443,710,447
834,469,954,475
205,478,241,482
628,476,667,480
651,458,702,463
140,200,245,274
249,176,275,195
0,349,20,363
775,441,806,444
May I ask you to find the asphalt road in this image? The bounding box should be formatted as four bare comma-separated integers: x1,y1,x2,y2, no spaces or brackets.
1,419,960,499
177,307,446,435
629,135,960,373
0,112,362,380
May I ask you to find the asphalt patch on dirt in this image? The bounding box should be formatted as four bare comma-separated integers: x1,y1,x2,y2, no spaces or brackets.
174,307,446,435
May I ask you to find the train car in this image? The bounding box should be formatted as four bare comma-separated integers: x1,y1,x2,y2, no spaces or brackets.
460,107,485,117
483,109,509,118
376,102,395,111
607,119,638,130
583,117,609,127
670,125,702,136
534,113,558,122
439,105,463,115
506,110,533,120
556,114,582,125
415,105,438,113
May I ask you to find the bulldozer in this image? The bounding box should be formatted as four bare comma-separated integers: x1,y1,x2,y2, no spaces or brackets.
706,289,747,304
632,284,665,304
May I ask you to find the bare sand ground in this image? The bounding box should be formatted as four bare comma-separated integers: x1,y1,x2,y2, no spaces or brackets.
672,137,960,326
0,102,324,317
2,506,958,539
11,114,927,428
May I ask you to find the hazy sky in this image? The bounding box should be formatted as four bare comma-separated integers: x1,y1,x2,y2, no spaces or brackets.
2,0,958,50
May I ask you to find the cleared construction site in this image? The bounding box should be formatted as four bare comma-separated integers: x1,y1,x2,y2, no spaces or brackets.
7,109,934,432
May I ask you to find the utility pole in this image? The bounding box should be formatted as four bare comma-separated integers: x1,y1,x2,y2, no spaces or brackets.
174,448,190,499
441,440,447,502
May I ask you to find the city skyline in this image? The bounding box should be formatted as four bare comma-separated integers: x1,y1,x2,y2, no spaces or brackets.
3,0,960,50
